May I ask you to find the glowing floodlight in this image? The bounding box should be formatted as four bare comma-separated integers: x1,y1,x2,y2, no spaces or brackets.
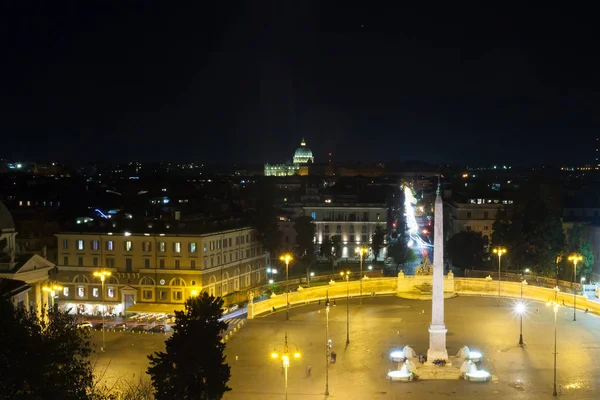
387,368,413,381
468,351,482,363
515,302,525,314
465,370,491,382
390,350,405,362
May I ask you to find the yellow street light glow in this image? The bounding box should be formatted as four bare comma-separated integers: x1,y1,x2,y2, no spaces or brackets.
191,290,198,296
293,352,301,359
568,254,583,263
271,352,278,359
93,270,112,282
280,254,293,264
515,302,525,314
355,246,368,256
492,247,507,255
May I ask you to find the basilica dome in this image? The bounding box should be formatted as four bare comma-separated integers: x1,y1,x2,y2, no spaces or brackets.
293,139,314,164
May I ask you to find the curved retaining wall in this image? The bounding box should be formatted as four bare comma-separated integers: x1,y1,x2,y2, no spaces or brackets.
248,276,599,318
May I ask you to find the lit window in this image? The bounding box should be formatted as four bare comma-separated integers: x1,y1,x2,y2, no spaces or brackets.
77,240,84,250
107,287,115,298
143,241,151,252
173,291,182,301
63,287,69,296
159,242,166,252
91,240,99,250
93,288,99,297
77,287,85,297
63,240,69,250
106,241,114,251
189,242,197,253
174,242,181,253
125,241,132,251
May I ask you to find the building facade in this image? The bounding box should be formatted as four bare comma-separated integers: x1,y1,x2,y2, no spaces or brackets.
54,227,270,315
446,197,514,240
303,203,388,260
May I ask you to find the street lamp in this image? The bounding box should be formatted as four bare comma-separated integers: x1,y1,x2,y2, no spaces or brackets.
42,282,63,313
581,277,586,295
93,269,112,352
307,269,315,287
324,291,330,396
492,247,507,306
340,270,351,346
355,246,368,305
280,254,293,321
546,286,560,396
271,331,301,400
516,279,527,346
568,253,582,322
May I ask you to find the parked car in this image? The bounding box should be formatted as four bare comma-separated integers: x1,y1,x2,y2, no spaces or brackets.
77,321,93,329
229,304,239,313
148,325,166,334
111,323,127,332
92,322,105,331
131,325,148,334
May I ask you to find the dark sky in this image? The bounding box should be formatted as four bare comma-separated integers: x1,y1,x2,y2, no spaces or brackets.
1,2,599,166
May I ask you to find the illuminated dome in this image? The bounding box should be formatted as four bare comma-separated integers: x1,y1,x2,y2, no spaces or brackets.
293,139,314,164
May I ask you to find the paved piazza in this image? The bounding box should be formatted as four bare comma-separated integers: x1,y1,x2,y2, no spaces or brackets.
91,296,600,399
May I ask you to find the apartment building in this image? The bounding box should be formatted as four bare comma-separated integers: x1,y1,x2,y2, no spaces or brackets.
446,197,514,240
54,226,269,315
303,203,388,260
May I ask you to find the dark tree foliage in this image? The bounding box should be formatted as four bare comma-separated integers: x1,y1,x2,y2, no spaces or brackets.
246,182,282,255
294,215,316,263
371,226,387,262
565,224,594,278
148,293,230,400
447,231,488,269
0,299,93,400
387,242,417,272
320,235,341,273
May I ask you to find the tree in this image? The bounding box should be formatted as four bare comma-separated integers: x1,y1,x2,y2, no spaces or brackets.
294,216,316,263
387,242,417,273
447,231,487,270
320,235,341,273
566,224,594,278
371,226,386,262
148,292,230,400
0,298,94,399
247,182,282,255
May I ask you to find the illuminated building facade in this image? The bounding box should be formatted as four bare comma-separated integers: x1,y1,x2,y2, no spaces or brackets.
264,139,314,176
53,227,269,315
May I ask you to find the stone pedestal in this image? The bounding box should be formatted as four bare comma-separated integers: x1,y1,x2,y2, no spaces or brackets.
427,324,448,361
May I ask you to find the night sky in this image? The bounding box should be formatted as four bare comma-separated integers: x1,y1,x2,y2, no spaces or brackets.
2,3,599,166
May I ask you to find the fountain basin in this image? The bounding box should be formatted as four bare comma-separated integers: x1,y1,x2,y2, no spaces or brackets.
465,370,491,382
387,370,413,381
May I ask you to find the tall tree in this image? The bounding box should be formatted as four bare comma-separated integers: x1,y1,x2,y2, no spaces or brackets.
294,216,316,263
387,242,417,273
566,224,594,278
148,293,230,400
447,231,488,270
247,182,282,255
320,235,341,273
0,298,94,400
371,226,387,262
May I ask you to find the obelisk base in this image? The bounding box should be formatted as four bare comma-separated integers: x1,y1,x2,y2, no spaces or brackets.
427,324,448,361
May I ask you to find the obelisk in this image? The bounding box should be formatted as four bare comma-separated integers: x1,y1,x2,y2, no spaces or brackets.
427,180,448,361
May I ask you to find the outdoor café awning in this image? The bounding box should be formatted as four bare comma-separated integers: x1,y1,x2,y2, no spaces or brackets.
125,303,185,314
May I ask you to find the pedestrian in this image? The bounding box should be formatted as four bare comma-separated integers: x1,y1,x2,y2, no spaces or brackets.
306,365,312,377
333,299,337,306
318,298,321,305
272,306,276,313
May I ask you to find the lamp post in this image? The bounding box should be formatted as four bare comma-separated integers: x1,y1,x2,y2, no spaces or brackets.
271,331,301,400
340,270,351,346
42,282,63,313
355,246,368,305
546,286,560,396
516,279,527,346
93,269,111,352
568,253,582,322
325,292,330,396
492,247,507,306
581,277,586,296
280,254,293,321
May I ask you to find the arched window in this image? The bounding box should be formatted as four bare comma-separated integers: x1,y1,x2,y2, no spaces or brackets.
234,268,240,291
107,276,119,285
245,265,251,287
140,276,155,286
222,272,229,295
73,275,89,284
170,277,186,286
